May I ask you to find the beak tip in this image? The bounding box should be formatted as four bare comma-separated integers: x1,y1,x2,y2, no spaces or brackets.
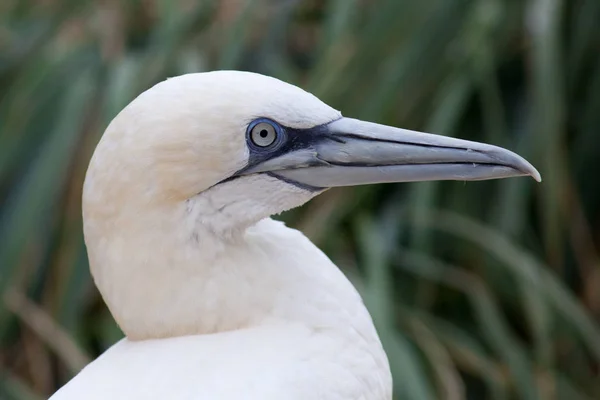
501,149,541,183
519,162,541,183
522,163,542,183
521,161,541,183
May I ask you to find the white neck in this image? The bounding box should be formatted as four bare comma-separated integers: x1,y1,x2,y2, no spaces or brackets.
85,197,373,341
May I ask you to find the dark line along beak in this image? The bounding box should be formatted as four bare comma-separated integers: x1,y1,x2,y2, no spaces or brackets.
239,117,541,189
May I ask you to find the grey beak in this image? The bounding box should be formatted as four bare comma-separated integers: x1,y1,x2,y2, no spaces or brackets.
240,117,541,189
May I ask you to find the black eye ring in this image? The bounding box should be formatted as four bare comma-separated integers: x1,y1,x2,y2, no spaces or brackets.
247,118,285,150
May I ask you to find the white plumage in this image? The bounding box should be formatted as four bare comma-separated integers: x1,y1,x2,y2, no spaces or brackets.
51,71,539,399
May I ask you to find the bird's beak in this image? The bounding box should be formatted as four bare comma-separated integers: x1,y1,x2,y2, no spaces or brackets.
240,117,541,189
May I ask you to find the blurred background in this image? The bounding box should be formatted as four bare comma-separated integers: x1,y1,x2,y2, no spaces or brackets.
1,0,599,399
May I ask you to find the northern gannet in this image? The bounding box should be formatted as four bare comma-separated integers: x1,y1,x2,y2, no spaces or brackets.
51,71,540,400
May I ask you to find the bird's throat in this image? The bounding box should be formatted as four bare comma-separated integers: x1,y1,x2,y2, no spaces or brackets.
87,204,368,341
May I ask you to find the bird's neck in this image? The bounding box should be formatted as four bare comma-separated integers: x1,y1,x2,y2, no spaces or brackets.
85,203,373,341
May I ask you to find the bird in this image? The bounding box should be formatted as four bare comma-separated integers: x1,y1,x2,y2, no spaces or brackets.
50,70,540,400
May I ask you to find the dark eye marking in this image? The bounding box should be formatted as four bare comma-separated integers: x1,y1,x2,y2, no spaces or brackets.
241,117,342,171
207,117,343,192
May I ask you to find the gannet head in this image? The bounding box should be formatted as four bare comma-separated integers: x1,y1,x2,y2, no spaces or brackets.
83,70,540,339
85,70,539,230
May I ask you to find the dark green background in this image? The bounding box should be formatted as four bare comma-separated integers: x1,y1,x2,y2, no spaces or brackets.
1,1,600,399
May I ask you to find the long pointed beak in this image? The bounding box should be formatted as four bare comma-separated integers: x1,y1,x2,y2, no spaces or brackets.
240,117,541,189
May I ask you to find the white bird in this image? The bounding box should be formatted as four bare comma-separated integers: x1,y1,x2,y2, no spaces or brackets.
50,71,540,400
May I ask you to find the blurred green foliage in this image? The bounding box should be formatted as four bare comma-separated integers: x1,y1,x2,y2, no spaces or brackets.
1,0,600,399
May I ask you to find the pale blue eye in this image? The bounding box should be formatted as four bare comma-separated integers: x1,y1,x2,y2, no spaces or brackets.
251,122,277,147
247,118,284,151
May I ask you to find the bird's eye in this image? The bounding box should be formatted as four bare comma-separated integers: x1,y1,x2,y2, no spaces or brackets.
250,122,278,147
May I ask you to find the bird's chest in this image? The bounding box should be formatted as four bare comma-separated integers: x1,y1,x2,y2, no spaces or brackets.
52,325,391,400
